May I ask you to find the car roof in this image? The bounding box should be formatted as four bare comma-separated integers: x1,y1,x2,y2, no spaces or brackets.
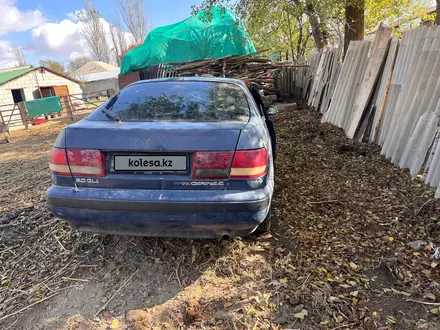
128,76,247,87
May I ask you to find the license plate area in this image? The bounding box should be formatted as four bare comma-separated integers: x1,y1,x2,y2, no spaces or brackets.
113,154,188,172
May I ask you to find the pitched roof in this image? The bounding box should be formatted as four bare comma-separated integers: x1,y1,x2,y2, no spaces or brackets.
0,66,35,85
0,66,81,86
80,70,120,82
72,61,120,77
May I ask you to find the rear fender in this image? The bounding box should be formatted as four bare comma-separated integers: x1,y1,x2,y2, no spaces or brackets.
229,116,273,191
236,116,270,151
51,128,75,187
53,128,66,148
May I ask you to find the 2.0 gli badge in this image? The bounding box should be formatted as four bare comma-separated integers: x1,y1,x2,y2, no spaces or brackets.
76,178,99,184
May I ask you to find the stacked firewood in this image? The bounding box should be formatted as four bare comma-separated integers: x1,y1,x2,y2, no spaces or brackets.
170,54,306,95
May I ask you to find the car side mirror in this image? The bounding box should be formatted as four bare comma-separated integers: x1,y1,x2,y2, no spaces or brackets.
266,106,278,117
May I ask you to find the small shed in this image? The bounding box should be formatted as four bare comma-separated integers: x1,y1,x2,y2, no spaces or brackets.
71,61,120,98
0,66,82,129
71,61,119,99
79,70,120,99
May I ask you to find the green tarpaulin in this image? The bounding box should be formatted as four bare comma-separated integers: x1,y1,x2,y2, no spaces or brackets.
25,96,62,118
120,7,256,74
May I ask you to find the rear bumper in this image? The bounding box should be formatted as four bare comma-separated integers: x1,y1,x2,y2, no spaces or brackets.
46,185,272,238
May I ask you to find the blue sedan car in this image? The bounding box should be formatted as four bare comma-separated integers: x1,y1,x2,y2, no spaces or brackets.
46,77,276,238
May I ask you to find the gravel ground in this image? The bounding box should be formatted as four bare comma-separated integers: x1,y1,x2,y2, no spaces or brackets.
0,104,439,330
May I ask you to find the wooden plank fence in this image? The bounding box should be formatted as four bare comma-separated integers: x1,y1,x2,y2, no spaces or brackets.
0,103,29,130
302,24,440,198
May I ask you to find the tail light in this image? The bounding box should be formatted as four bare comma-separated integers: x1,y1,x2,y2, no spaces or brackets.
49,148,70,176
190,148,268,180
50,148,107,177
230,148,268,179
191,152,234,179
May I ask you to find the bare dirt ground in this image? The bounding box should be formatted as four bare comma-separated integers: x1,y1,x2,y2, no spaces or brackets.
1,104,440,330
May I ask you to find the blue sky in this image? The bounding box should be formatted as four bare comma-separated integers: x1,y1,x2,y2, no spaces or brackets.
0,0,203,69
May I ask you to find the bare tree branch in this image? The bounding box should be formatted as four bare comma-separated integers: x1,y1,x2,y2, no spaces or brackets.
117,0,149,45
68,56,92,72
14,48,27,67
109,15,127,66
77,0,111,63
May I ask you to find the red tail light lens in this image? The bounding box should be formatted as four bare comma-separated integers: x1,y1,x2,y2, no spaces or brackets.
66,149,107,177
191,152,234,179
49,148,70,176
230,148,268,179
49,148,107,177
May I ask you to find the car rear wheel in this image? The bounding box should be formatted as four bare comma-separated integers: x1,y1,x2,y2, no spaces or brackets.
255,208,271,233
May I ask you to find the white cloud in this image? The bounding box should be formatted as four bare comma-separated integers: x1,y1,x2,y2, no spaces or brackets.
0,39,18,68
31,19,91,58
30,16,133,66
66,11,79,22
0,0,45,35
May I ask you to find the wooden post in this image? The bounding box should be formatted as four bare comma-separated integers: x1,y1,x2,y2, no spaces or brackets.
0,107,5,125
17,102,29,129
63,96,74,121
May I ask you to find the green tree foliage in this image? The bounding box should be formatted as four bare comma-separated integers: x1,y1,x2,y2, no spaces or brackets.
365,0,431,34
245,0,314,60
39,59,65,74
194,0,432,57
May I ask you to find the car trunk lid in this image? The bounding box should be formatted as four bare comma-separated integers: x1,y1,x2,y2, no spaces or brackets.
64,121,244,189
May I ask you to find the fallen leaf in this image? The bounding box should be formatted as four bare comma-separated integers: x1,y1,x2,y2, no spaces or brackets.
294,312,305,319
431,262,438,268
430,308,440,315
328,296,341,303
110,319,119,329
279,278,288,283
391,288,411,297
422,269,431,277
186,306,200,319
320,320,329,325
349,262,358,270
224,302,233,308
350,290,359,297
301,309,308,316
333,315,344,323
386,315,397,324
423,293,436,301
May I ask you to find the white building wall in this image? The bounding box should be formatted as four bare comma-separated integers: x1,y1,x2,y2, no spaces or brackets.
0,68,82,130
0,69,82,105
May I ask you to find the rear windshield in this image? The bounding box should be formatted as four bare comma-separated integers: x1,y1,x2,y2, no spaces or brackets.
87,81,250,122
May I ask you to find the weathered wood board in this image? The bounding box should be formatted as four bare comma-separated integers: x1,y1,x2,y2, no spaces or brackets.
345,24,392,139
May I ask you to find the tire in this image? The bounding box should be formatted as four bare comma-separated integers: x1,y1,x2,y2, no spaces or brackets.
255,208,271,233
